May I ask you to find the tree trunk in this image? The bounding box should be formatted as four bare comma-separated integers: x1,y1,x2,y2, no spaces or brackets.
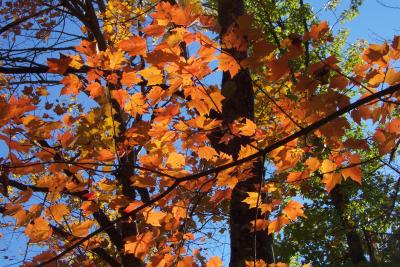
216,1,274,266
331,185,366,264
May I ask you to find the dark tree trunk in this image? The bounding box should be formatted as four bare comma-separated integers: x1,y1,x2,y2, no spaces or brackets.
331,185,366,264
215,1,274,266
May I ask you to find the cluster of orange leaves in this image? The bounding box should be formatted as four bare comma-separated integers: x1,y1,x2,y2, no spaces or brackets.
0,1,400,266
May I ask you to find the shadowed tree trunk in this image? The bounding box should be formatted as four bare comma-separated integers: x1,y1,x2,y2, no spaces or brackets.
215,0,274,266
331,185,366,264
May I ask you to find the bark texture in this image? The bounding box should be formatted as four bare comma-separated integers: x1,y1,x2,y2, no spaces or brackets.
216,1,274,266
331,186,366,264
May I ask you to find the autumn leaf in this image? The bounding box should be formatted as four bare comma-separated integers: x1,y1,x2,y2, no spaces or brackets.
305,157,320,173
71,220,95,237
166,152,185,169
112,89,129,108
47,55,72,74
283,201,306,221
217,52,241,78
206,256,223,267
138,66,163,86
242,192,261,209
308,21,330,41
86,82,104,99
121,71,141,87
118,36,147,56
45,203,69,223
125,231,153,260
341,154,362,184
144,210,167,227
25,217,52,243
60,74,82,96
125,93,148,116
268,215,290,234
362,42,389,67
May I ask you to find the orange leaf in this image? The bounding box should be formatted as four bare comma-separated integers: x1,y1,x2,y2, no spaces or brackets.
86,82,104,99
125,93,148,116
144,211,166,227
268,215,290,234
283,201,306,221
166,152,185,169
309,21,329,41
385,68,400,85
97,149,115,161
217,53,241,78
322,173,342,193
121,71,141,87
45,203,69,223
47,55,72,74
362,42,389,67
112,89,129,108
138,66,163,86
118,36,147,56
71,220,95,237
60,74,82,96
206,256,223,267
305,157,320,173
25,217,52,243
242,192,261,209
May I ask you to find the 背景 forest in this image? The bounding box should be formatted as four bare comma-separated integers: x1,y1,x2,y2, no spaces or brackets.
0,0,399,266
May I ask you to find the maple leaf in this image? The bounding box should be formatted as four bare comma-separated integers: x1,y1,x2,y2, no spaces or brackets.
138,66,163,86
305,157,320,173
322,173,342,193
166,152,185,169
71,220,95,237
47,55,72,74
121,71,141,87
118,36,147,56
362,42,389,67
268,215,290,234
86,82,104,99
125,231,153,260
45,203,69,223
341,154,362,184
125,93,148,117
25,217,52,243
308,21,330,41
206,256,223,267
60,74,82,96
112,89,129,108
197,146,218,161
144,210,166,227
242,192,261,209
217,53,241,78
385,68,400,85
283,201,306,221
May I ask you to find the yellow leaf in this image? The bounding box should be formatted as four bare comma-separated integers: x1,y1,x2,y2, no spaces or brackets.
71,220,95,237
320,159,336,174
138,66,163,86
166,152,185,169
206,256,223,267
25,217,52,243
242,192,261,209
